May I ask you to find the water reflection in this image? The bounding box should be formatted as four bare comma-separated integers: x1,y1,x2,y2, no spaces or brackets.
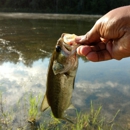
0,15,130,128
0,18,94,66
74,58,130,126
0,59,48,106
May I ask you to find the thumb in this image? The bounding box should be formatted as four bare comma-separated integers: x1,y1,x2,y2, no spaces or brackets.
75,23,101,44
87,28,101,43
75,35,88,44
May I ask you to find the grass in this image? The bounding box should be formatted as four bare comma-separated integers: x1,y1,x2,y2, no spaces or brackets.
0,91,14,130
40,101,119,130
37,101,126,130
0,91,129,130
28,93,42,123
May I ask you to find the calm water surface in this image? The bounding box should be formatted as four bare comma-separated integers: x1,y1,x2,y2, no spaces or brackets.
0,14,130,129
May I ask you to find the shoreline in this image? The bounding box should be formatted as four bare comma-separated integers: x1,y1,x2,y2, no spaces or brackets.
0,12,101,20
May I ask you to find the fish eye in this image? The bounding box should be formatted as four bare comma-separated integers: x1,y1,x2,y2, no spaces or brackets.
56,45,61,52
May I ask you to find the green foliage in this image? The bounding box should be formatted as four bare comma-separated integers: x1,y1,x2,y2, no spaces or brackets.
0,0,130,14
28,93,42,121
39,101,123,130
70,102,110,130
0,91,14,130
0,91,129,130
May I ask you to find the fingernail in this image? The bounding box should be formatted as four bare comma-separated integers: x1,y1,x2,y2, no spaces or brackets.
75,37,82,42
76,46,79,51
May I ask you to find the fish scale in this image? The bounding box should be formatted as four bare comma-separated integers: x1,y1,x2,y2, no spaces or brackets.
41,33,79,123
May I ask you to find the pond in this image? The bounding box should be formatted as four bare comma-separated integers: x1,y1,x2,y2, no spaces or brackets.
0,13,130,129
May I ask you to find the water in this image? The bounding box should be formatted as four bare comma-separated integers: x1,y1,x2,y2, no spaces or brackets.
0,13,130,129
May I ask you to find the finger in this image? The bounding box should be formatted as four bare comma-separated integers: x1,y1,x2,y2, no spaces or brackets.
109,36,130,60
77,43,112,62
77,45,92,56
75,35,89,44
77,42,106,57
91,42,106,51
87,50,112,62
86,29,101,43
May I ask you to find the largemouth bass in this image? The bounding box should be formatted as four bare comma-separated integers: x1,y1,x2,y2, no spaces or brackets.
41,33,79,123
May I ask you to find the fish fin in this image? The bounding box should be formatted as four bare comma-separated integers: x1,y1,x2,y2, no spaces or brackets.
61,117,74,124
41,94,49,111
73,77,76,89
68,103,75,110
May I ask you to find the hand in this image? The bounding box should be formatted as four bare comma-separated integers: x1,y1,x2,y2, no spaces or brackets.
76,6,130,62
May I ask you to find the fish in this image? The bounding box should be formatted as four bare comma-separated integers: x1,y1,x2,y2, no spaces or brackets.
41,33,79,123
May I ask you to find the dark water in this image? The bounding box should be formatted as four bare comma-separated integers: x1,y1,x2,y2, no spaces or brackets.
0,14,130,129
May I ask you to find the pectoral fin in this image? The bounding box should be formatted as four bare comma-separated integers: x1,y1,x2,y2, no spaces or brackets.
61,117,74,124
41,94,49,111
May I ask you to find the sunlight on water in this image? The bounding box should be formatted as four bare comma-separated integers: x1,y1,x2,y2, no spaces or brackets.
0,59,49,107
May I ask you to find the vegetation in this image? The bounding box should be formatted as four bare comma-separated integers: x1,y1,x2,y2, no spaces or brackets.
0,91,14,130
0,91,129,130
28,93,42,124
0,0,130,14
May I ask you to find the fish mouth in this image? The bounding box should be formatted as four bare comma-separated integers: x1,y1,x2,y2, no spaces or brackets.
63,42,79,55
62,33,80,55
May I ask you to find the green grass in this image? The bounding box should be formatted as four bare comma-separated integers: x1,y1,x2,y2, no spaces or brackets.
0,91,14,130
0,92,129,130
28,93,42,123
36,101,125,130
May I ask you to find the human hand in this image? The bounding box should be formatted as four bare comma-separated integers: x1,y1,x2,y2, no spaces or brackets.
76,6,130,62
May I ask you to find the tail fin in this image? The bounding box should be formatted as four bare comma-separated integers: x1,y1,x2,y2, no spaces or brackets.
61,117,74,124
